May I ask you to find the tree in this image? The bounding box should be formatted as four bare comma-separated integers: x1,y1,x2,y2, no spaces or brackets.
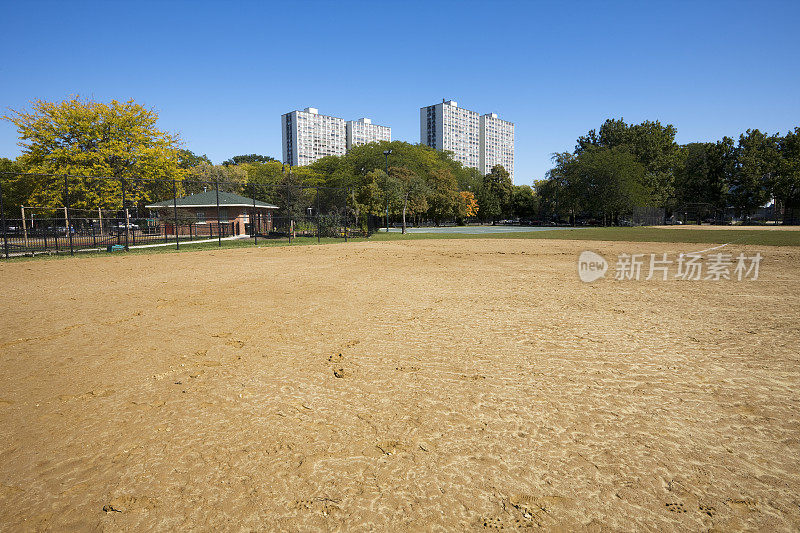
457,190,479,222
511,185,538,220
240,160,285,185
186,162,247,191
222,154,277,166
237,160,287,208
3,96,182,210
576,118,680,209
534,178,558,221
425,168,460,224
568,146,646,224
730,129,779,220
478,165,513,223
478,186,501,222
674,141,732,223
178,149,212,169
0,157,35,218
537,152,577,223
776,128,800,223
456,166,483,194
388,166,427,234
355,169,387,231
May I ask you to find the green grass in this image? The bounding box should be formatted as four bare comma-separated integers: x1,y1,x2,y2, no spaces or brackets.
365,227,800,247
0,236,349,262
3,227,799,263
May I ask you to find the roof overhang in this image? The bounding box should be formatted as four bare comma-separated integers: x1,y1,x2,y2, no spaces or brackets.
145,203,278,209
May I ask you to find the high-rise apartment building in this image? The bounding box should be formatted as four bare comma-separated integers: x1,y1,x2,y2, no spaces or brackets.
420,100,515,182
420,100,481,170
281,107,346,166
346,118,391,149
480,113,515,180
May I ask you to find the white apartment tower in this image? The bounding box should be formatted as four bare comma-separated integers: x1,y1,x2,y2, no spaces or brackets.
421,100,515,182
420,100,481,169
346,118,391,149
281,107,346,166
480,113,515,181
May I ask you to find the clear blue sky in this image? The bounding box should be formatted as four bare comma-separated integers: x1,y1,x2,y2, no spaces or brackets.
1,0,798,185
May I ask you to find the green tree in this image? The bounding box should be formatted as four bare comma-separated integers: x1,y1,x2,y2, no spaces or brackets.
355,169,387,231
186,162,247,194
537,153,577,223
730,129,779,220
299,140,486,227
776,128,800,222
674,141,733,223
237,160,287,209
456,166,483,195
426,168,460,224
222,154,277,166
388,166,427,233
511,184,539,220
178,149,212,169
568,146,646,224
576,118,680,208
478,165,513,223
240,160,286,186
0,157,35,219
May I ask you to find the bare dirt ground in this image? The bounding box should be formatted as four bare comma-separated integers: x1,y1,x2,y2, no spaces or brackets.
0,238,799,531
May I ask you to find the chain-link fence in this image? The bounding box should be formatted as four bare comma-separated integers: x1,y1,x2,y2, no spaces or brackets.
630,206,665,226
0,173,357,258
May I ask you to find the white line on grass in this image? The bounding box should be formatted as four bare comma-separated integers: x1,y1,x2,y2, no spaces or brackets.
129,235,249,249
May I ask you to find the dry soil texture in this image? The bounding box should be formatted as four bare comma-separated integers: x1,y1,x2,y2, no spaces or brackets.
0,238,799,531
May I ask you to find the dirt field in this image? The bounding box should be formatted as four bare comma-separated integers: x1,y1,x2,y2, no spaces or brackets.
1,238,799,531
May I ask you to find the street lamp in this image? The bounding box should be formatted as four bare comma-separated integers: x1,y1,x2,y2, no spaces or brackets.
383,149,392,232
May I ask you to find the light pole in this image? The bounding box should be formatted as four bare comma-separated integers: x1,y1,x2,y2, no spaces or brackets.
283,163,293,243
383,149,392,232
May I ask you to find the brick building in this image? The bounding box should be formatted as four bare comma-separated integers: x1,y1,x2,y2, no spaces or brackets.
146,190,278,236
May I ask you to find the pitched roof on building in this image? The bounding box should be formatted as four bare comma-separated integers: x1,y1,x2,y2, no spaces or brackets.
145,190,278,209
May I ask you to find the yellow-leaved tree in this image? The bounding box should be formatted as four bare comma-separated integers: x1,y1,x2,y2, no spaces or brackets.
3,96,183,210
458,190,479,219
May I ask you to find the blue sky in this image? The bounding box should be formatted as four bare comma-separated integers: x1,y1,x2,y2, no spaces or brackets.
1,0,798,185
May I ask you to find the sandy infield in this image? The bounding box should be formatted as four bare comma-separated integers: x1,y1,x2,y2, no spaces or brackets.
0,238,798,531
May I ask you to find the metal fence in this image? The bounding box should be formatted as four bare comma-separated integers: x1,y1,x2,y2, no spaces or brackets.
0,173,357,259
630,206,665,226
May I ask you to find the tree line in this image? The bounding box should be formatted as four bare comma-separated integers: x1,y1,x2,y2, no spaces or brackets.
2,97,798,228
538,118,800,224
0,96,536,232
